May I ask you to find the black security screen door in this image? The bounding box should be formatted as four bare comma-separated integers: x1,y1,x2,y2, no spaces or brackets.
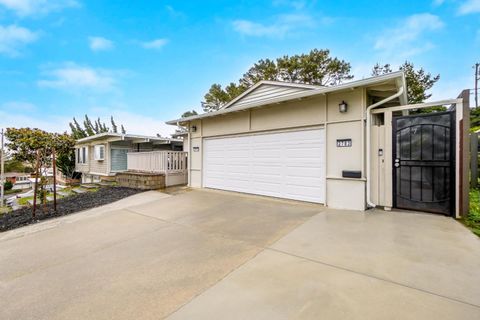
393,111,455,215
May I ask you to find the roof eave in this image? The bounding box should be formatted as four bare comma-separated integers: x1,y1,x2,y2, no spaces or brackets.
166,71,406,125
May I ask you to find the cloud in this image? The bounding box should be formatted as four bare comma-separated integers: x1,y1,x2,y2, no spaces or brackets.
272,0,308,10
38,63,118,92
0,106,175,137
88,36,114,51
458,0,480,15
165,5,185,19
432,0,445,6
232,14,314,38
374,13,443,58
89,110,175,137
1,101,36,111
0,109,70,133
0,24,38,56
141,38,169,49
0,0,79,17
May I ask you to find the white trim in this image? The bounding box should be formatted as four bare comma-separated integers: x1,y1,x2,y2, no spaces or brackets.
370,99,462,114
167,71,406,125
219,80,320,110
76,133,182,144
94,144,105,161
201,124,325,140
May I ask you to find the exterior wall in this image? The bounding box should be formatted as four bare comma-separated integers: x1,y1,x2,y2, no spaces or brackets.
186,88,368,210
250,97,326,131
74,144,108,175
75,140,183,182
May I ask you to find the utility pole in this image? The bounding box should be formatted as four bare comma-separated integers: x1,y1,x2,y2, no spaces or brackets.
475,63,479,108
0,128,4,207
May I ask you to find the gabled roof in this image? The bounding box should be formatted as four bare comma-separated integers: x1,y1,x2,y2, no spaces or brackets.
220,80,321,110
167,71,407,125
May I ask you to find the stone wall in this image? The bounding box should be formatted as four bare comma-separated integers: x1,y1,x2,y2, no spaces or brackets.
116,171,165,190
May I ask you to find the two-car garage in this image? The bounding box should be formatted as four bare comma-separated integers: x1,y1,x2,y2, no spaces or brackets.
203,128,325,203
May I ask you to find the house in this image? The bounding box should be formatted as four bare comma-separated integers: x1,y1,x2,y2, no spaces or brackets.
74,133,183,183
167,72,469,217
5,172,32,190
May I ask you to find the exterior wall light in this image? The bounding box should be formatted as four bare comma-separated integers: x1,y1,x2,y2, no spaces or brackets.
191,125,197,133
339,101,348,113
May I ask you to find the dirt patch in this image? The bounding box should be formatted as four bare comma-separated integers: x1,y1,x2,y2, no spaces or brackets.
1,187,144,232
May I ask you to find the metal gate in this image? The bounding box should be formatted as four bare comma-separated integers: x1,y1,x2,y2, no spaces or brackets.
393,111,455,215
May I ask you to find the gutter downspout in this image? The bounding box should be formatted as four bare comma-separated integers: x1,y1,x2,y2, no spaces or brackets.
366,86,404,208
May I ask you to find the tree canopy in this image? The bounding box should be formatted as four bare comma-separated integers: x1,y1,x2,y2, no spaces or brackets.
202,49,353,112
372,61,442,114
69,115,126,139
181,110,198,118
372,61,440,104
5,128,75,170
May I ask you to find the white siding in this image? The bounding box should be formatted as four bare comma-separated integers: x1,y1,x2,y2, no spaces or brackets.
226,84,315,109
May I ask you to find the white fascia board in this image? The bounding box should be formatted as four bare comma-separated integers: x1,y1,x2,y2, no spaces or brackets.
167,71,406,125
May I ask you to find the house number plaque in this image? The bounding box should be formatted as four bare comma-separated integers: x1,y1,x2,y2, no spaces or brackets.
336,139,352,147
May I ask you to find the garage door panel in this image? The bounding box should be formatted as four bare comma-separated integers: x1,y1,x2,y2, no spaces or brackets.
285,167,323,178
204,128,325,203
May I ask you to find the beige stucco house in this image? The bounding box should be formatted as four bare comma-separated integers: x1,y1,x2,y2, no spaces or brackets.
167,72,469,217
74,133,183,183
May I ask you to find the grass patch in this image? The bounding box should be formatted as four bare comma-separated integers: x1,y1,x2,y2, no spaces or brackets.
5,189,23,195
0,206,11,216
464,189,480,237
17,196,34,206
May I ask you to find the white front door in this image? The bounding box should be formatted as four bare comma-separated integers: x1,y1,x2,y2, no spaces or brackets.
203,128,325,203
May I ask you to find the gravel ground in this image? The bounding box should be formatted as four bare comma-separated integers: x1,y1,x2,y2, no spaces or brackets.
0,187,144,232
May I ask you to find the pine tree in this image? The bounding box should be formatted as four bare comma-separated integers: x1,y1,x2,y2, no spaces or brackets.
111,116,118,133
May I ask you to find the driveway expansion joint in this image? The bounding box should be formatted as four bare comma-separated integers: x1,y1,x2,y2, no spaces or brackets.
266,247,480,309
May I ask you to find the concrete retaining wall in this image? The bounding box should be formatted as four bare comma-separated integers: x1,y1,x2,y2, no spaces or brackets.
116,171,165,190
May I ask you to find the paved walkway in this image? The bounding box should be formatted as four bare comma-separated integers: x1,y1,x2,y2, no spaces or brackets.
1,189,479,319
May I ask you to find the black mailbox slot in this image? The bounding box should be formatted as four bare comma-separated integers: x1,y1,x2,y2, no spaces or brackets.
342,170,361,179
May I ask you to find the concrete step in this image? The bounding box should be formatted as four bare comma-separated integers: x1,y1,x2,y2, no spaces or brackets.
81,184,98,189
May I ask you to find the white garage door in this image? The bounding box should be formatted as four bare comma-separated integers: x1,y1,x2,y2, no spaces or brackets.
203,128,325,203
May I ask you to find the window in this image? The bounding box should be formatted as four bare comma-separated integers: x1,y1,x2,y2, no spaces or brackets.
77,147,88,164
94,145,105,161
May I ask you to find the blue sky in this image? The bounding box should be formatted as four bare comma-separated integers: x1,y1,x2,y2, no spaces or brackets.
0,0,479,136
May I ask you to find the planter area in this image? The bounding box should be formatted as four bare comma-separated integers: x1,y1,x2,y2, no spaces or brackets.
0,187,143,232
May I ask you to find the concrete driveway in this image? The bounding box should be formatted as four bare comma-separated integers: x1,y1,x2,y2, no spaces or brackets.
1,189,479,319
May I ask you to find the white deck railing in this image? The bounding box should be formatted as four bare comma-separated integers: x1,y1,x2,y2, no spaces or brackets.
127,151,188,173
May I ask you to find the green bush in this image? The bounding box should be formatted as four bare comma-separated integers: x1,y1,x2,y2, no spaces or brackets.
465,189,480,237
3,181,13,191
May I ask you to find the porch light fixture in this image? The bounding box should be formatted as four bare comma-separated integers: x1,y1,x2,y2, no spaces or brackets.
339,101,348,113
191,125,197,133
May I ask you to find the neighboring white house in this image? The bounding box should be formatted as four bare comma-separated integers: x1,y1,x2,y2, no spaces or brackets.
167,72,469,218
74,133,183,183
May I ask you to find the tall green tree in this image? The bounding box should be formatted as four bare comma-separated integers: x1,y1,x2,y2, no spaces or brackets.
69,115,126,139
181,110,198,118
372,62,441,104
372,61,442,113
5,128,76,204
202,49,353,112
111,116,118,133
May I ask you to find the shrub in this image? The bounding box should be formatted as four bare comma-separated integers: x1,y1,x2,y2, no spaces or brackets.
4,181,13,191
